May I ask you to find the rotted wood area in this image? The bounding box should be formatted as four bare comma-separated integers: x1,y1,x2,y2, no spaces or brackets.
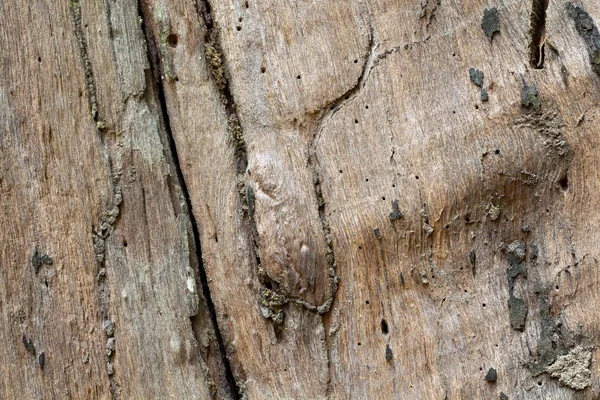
1,0,600,399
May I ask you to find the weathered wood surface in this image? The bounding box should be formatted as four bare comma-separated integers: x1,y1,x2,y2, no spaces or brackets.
0,0,231,398
2,0,600,398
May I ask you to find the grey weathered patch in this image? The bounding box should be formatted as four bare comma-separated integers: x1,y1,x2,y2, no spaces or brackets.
505,240,529,331
388,199,403,222
507,296,527,331
507,240,526,262
93,188,123,263
519,170,539,186
521,84,541,109
32,247,53,274
469,249,476,276
481,88,489,102
22,335,35,355
527,289,572,376
247,186,256,221
124,100,165,166
423,223,434,236
106,337,116,357
469,68,484,87
547,346,592,390
481,8,500,41
103,320,115,337
514,109,573,167
259,288,286,325
373,227,383,239
484,367,497,382
107,362,115,376
385,344,393,361
506,240,527,288
487,204,500,220
566,3,600,75
529,244,539,260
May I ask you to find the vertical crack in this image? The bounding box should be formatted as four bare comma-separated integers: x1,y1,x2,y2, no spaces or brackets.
70,0,121,397
137,1,240,398
70,0,99,122
308,3,376,310
529,0,549,69
308,6,376,399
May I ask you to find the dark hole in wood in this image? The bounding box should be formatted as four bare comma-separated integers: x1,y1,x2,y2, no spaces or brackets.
559,174,568,191
381,319,389,334
167,34,178,48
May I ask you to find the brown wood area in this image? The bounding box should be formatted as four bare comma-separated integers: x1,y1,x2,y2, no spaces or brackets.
1,0,600,398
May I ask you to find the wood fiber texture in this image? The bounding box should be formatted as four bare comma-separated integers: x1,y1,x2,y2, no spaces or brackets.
2,0,600,399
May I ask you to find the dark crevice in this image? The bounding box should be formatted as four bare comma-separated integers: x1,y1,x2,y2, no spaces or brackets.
70,0,99,122
529,0,549,69
196,0,248,175
71,0,121,397
137,1,240,398
311,9,375,399
307,7,377,315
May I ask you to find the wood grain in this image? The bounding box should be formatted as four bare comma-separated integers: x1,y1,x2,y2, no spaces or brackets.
3,0,600,398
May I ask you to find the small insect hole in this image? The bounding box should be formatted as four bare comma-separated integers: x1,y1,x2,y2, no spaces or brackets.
167,34,178,48
236,26,242,31
381,319,389,334
558,175,568,191
260,66,266,73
